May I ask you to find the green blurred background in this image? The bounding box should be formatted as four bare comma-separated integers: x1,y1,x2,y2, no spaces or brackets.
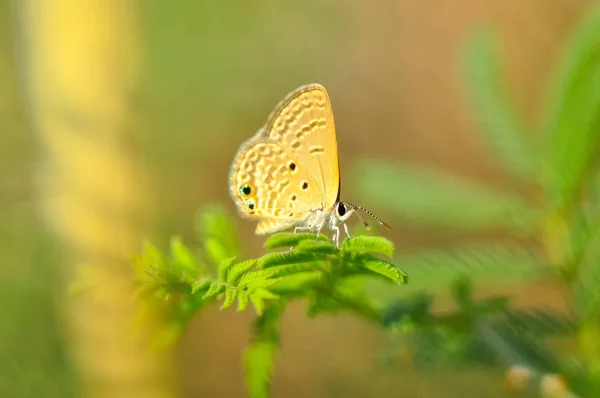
1,1,596,397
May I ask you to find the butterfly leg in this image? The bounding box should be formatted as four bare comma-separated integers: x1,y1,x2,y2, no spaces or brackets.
315,220,327,239
331,225,340,248
293,226,313,234
343,223,351,239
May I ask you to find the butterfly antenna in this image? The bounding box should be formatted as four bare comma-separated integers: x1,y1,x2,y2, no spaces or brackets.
353,209,371,230
346,202,391,231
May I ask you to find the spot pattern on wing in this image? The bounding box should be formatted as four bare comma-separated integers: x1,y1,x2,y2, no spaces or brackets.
229,140,321,221
261,84,340,210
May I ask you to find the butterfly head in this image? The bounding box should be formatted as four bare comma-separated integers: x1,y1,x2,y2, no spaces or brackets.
334,202,354,223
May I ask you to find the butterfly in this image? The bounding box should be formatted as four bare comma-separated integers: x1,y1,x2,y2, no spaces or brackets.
228,83,390,247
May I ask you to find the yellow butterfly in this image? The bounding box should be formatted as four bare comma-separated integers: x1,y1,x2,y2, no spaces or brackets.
229,83,390,247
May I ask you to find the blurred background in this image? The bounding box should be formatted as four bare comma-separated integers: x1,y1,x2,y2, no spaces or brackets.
2,0,598,397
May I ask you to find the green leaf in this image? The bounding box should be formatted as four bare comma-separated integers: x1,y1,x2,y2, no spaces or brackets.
195,204,239,258
498,309,577,337
250,296,265,315
352,254,408,285
205,238,230,266
296,239,338,254
191,278,211,294
306,280,380,321
573,230,600,319
237,291,250,312
243,304,284,398
265,263,325,278
217,256,236,281
256,251,320,269
354,160,536,232
220,286,238,310
239,274,281,291
270,272,323,293
142,241,165,269
253,288,279,301
264,232,328,249
307,292,344,318
202,282,225,300
369,244,548,298
341,236,395,257
464,31,537,180
227,260,257,284
564,206,595,277
382,293,434,327
476,320,562,374
169,235,199,278
451,276,474,309
541,5,600,207
244,341,277,398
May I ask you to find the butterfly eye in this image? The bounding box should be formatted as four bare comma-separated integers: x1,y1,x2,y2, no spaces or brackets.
336,202,347,217
246,198,255,210
239,184,252,196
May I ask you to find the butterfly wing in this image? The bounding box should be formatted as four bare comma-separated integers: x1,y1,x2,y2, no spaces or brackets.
228,138,324,234
260,84,340,211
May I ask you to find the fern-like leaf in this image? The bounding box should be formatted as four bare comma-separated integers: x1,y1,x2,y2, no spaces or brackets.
475,319,563,375
263,232,328,249
204,238,231,267
195,204,240,260
243,303,284,398
250,295,266,315
497,309,577,337
191,278,211,294
329,281,381,322
135,204,409,397
350,254,408,285
541,5,600,208
265,263,325,278
202,282,225,300
237,291,250,312
269,272,323,294
341,236,395,258
140,241,166,273
368,244,547,299
573,230,600,319
221,286,238,310
382,293,434,327
257,251,320,269
238,273,281,291
253,288,279,301
217,256,236,281
295,239,338,254
228,260,257,284
354,160,536,232
169,235,200,279
464,30,537,180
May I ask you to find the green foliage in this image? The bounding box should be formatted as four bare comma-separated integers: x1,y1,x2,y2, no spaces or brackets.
355,159,537,232
243,303,284,398
573,230,600,319
370,243,548,298
131,5,600,396
464,30,538,180
134,205,407,397
351,4,600,397
541,5,600,208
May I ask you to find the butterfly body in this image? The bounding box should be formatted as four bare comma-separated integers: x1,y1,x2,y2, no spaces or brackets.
229,83,388,247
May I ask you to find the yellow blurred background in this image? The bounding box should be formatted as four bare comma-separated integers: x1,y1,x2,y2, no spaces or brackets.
1,1,595,397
